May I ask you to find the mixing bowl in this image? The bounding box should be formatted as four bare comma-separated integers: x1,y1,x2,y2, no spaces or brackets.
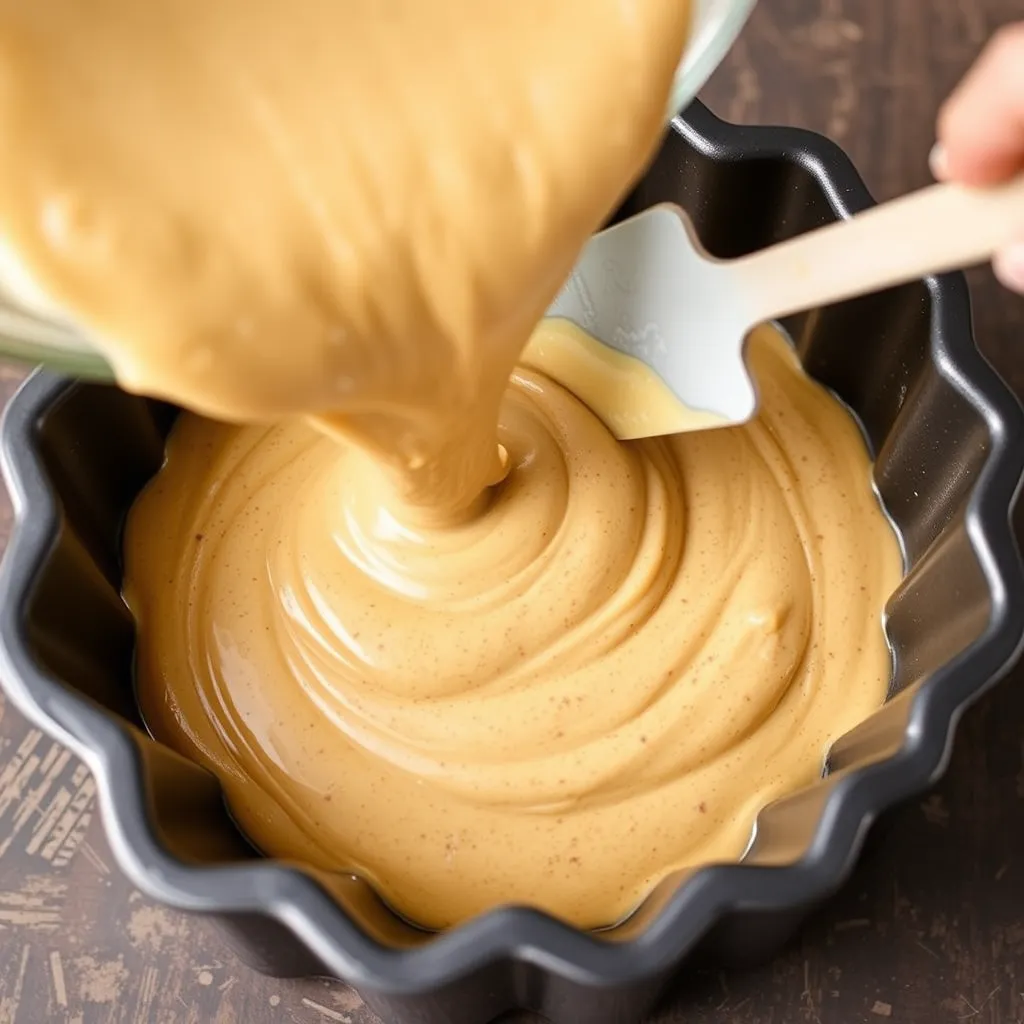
0,0,757,380
1,101,1023,1024
670,0,758,115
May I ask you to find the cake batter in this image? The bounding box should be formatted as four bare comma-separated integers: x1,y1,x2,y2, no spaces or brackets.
0,0,902,929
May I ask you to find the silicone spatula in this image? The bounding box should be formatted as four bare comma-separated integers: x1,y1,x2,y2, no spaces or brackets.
541,175,1024,440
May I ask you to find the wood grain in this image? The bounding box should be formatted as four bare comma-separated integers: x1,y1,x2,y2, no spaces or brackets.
2,1,1024,1021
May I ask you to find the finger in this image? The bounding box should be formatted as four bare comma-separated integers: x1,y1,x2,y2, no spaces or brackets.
929,142,950,180
937,24,1024,185
993,241,1024,293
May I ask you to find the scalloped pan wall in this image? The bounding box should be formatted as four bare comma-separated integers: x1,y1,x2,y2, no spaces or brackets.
1,103,1022,1024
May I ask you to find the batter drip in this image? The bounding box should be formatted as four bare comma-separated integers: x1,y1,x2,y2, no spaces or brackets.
0,0,692,520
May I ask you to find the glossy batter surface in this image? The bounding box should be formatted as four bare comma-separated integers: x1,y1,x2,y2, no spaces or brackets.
125,324,902,929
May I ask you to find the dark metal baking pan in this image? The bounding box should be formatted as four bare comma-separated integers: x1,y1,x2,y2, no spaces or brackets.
1,100,1022,1024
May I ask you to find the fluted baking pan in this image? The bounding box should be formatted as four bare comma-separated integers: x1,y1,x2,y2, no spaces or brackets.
1,102,1023,1024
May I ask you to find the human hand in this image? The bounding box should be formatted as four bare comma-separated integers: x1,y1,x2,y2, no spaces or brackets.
935,24,1024,293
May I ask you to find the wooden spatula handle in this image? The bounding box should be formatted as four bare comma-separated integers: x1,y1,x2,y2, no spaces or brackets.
731,174,1024,323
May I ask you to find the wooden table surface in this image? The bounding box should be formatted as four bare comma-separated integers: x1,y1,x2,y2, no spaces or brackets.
2,2,1024,1022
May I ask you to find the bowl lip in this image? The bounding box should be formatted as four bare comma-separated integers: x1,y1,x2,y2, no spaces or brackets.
1,99,1024,995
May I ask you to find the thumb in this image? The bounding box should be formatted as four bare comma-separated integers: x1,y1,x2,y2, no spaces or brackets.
936,24,1024,186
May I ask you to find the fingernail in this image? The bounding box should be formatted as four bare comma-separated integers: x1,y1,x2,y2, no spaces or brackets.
993,242,1024,294
929,142,949,180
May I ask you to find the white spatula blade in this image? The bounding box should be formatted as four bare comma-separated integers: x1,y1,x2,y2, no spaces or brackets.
545,204,757,435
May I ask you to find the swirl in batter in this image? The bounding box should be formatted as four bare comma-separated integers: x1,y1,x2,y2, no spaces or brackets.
126,323,901,929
